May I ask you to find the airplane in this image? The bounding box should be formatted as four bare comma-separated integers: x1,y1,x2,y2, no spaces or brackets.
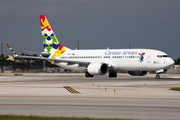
6,15,174,79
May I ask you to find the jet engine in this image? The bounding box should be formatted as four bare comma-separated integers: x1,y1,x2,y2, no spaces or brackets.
128,71,148,76
87,62,109,75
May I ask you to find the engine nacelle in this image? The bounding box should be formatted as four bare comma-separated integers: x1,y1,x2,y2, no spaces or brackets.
156,69,167,74
87,63,109,75
128,71,148,76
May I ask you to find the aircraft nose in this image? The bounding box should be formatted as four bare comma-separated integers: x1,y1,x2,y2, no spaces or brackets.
171,58,175,65
167,58,175,66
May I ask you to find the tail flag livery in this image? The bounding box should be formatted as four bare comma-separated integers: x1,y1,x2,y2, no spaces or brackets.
40,15,71,61
6,44,18,60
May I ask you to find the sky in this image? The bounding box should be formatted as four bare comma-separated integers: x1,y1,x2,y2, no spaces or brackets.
1,0,180,59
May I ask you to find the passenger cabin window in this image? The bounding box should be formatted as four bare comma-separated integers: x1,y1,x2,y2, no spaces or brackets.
104,56,110,58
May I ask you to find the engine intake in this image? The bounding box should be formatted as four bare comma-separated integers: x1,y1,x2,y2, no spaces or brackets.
87,63,109,75
128,71,148,76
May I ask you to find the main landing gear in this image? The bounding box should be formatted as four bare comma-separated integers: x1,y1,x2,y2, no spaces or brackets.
109,71,117,78
85,71,117,78
85,72,94,77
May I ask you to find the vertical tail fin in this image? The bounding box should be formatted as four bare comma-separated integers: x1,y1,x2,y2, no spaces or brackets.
39,15,71,60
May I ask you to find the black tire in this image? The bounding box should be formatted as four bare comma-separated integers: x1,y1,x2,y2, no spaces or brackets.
156,74,160,79
85,72,89,77
109,71,117,78
85,72,94,77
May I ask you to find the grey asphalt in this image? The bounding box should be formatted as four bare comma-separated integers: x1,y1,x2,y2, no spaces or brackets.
0,73,180,119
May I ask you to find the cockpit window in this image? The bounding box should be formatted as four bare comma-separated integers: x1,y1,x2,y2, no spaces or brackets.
157,55,162,58
157,55,169,58
163,55,169,57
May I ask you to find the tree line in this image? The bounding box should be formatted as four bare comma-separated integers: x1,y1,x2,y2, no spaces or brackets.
174,58,180,65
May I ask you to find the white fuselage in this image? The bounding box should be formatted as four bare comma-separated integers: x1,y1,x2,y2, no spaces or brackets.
54,49,174,72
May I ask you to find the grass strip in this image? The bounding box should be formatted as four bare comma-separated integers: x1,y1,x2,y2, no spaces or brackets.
170,87,180,91
0,115,137,120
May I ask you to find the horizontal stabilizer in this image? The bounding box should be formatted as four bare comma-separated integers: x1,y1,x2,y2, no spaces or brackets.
6,43,18,60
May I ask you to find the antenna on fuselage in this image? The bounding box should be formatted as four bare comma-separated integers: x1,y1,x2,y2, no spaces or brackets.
77,40,79,50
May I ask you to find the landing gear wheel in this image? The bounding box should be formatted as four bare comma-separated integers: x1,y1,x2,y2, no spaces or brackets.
156,74,160,79
109,71,117,78
85,72,94,77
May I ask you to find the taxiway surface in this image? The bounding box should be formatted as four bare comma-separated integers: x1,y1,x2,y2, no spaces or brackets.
0,73,180,119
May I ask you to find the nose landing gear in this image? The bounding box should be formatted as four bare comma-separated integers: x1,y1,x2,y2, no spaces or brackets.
155,69,167,79
156,74,160,79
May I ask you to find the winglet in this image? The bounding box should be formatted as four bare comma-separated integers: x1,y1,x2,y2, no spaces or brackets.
6,43,18,60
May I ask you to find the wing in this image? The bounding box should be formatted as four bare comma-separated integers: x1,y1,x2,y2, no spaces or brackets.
19,55,89,65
